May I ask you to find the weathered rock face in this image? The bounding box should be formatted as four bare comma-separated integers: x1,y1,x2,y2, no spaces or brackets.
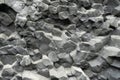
1,0,120,80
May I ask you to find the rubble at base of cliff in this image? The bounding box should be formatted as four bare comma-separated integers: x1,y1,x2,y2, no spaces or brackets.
0,0,120,80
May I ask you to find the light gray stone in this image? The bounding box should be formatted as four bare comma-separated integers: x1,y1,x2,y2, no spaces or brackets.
48,51,59,62
111,60,120,69
15,14,27,27
70,50,87,65
20,55,32,66
88,57,107,72
80,36,110,52
22,70,49,80
110,35,120,48
100,46,120,63
59,11,69,19
71,66,90,80
49,66,68,80
1,64,16,77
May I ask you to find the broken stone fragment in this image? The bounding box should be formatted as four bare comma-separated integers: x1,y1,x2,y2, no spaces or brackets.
0,40,8,47
110,35,120,48
0,61,3,70
12,61,24,72
105,16,120,28
42,55,53,68
57,5,69,12
88,57,107,73
88,15,104,23
1,64,16,77
16,54,23,62
22,70,49,80
33,59,50,77
66,24,76,31
79,8,102,18
30,11,42,21
48,51,59,62
71,66,90,80
80,36,110,52
62,40,77,53
69,16,80,24
42,0,51,4
0,54,16,64
59,11,69,19
12,39,26,47
112,5,120,16
100,46,120,63
88,9,102,17
35,31,51,44
68,3,77,15
49,5,58,14
12,1,25,12
6,46,18,54
93,28,111,36
37,68,50,78
84,70,96,79
52,35,62,41
111,27,120,35
22,6,36,16
33,59,45,70
7,32,21,40
36,21,54,32
70,50,87,65
65,67,76,77
49,66,68,80
103,68,120,80
33,49,40,55
14,46,28,55
51,36,63,49
37,2,49,11
92,3,104,13
103,5,114,14
58,53,73,64
80,0,91,8
69,77,77,80
39,43,51,55
78,60,89,69
85,52,98,61
0,45,15,55
33,55,53,70
0,33,8,40
15,14,27,27
20,55,32,66
30,49,42,61
0,12,13,26
11,73,22,80
111,60,120,69
24,0,33,5
80,32,95,41
51,28,62,36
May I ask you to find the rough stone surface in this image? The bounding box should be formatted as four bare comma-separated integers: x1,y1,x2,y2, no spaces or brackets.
1,0,120,79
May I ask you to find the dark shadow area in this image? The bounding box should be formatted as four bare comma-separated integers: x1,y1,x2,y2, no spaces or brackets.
0,4,17,35
51,77,59,80
0,4,16,20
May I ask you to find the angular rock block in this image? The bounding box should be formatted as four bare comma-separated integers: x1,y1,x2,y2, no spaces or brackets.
80,36,110,52
100,46,120,63
110,35,120,48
